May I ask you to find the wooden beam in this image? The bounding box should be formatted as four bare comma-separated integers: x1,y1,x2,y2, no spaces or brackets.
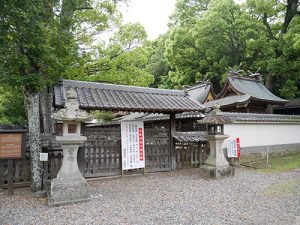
7,159,13,195
170,113,176,171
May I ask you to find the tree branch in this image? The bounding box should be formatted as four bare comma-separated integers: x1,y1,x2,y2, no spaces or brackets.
281,0,300,34
262,13,275,40
73,6,93,12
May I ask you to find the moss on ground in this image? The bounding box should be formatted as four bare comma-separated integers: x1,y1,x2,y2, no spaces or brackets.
264,178,300,197
255,153,300,173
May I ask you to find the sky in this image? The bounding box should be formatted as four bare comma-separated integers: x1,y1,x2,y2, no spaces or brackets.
121,0,176,40
121,0,245,40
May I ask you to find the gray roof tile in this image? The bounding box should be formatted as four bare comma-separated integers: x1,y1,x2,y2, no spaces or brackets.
205,95,250,108
53,80,205,113
227,77,287,103
222,112,300,123
185,82,215,103
173,132,207,143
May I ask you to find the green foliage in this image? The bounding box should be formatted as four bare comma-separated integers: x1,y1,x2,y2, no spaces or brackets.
0,0,123,92
83,23,154,87
279,79,297,99
0,0,62,92
0,87,26,125
146,34,171,87
91,110,115,122
159,0,300,96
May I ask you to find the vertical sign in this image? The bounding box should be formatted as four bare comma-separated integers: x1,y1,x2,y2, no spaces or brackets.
121,121,145,170
227,138,241,158
236,138,241,158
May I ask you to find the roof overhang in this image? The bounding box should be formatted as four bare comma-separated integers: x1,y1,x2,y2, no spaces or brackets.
53,80,206,114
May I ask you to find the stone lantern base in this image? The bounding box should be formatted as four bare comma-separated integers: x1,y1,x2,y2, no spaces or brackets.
200,134,234,179
200,164,234,179
48,136,91,206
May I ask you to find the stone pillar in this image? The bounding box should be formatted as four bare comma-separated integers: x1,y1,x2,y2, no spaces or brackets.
48,88,92,206
200,134,234,179
48,136,90,206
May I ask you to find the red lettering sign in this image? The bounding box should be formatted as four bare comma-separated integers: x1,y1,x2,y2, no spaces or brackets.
236,138,240,158
138,128,144,160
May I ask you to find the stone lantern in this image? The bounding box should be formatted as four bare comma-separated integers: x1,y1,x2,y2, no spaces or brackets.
198,105,234,179
49,88,92,206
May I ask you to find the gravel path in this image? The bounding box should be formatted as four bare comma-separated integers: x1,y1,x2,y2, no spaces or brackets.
0,168,299,225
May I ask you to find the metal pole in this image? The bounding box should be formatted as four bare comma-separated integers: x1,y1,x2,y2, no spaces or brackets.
265,148,269,168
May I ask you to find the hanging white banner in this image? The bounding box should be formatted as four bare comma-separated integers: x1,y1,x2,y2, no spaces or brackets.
121,121,145,170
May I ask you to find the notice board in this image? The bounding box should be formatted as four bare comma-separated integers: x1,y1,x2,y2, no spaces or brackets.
0,133,25,159
227,138,241,158
121,121,145,170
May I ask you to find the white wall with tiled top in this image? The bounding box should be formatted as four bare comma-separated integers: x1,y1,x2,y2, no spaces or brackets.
223,123,300,148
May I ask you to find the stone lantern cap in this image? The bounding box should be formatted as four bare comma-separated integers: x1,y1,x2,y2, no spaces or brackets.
52,88,92,122
198,104,233,124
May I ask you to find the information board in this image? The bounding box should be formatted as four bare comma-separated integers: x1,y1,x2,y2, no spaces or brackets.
227,138,241,158
40,153,49,162
0,133,23,159
121,121,145,170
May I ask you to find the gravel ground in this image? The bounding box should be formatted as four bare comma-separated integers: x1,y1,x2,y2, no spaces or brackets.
0,167,300,225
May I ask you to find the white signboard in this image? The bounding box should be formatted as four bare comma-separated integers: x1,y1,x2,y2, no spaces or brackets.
39,153,48,161
227,138,241,158
121,121,145,170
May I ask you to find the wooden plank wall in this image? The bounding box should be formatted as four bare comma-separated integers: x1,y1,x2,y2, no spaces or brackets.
175,142,209,169
144,121,171,172
0,121,209,188
0,153,31,188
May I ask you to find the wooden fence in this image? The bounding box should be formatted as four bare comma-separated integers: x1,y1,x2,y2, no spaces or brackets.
0,121,209,188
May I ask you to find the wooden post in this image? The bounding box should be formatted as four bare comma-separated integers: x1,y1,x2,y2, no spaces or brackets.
170,113,176,171
43,161,48,190
7,159,13,195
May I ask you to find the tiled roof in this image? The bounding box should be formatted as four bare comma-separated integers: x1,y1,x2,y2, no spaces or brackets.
86,112,300,127
173,132,207,143
284,98,300,107
185,82,215,103
205,95,250,108
222,112,300,123
53,80,205,113
86,111,206,127
141,112,205,121
224,76,287,104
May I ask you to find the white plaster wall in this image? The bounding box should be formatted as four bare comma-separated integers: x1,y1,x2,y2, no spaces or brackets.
223,123,300,148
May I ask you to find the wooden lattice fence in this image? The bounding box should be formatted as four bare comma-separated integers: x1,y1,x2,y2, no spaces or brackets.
175,142,209,169
0,121,209,188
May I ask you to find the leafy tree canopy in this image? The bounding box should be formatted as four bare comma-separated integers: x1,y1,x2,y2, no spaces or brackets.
157,0,300,98
77,23,155,87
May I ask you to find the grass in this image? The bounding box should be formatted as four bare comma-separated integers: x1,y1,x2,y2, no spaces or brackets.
264,178,300,197
256,153,300,173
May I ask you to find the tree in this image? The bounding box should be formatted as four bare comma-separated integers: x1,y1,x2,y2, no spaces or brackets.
0,87,26,125
0,0,122,191
83,23,154,87
146,34,171,88
161,0,300,96
245,0,300,98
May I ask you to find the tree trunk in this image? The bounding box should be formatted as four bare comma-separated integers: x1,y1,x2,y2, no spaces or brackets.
40,87,53,135
266,74,275,92
281,0,300,34
25,92,42,192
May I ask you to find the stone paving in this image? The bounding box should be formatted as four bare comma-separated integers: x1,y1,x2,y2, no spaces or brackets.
0,168,299,225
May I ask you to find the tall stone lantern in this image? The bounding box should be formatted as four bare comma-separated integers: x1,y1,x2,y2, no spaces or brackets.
198,105,234,179
49,88,92,206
